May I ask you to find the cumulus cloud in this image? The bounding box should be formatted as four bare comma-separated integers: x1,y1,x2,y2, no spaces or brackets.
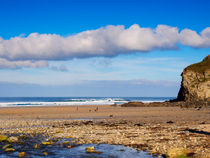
180,27,210,48
0,24,180,61
0,24,209,69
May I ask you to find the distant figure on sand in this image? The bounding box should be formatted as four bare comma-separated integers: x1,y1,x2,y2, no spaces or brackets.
95,107,98,112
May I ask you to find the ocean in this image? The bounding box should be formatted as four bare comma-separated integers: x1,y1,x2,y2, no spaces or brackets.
0,97,175,107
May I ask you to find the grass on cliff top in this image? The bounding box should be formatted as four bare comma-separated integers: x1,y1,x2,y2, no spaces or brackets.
185,55,210,73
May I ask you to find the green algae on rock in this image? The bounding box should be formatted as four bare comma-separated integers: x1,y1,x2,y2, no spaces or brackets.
41,141,53,145
0,135,8,142
167,148,190,158
2,144,13,150
4,148,15,152
18,152,26,157
85,146,102,154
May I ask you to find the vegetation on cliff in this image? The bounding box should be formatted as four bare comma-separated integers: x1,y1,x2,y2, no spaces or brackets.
184,55,210,74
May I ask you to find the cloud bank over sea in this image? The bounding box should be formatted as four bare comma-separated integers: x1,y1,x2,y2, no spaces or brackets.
0,24,210,69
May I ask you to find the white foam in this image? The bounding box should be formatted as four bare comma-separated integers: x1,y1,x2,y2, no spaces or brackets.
141,100,165,103
0,98,167,107
0,99,128,107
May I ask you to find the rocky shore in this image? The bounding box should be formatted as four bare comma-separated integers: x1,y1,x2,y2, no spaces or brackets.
120,100,210,109
0,118,209,157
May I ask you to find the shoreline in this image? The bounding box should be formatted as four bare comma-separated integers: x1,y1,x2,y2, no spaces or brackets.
0,105,209,157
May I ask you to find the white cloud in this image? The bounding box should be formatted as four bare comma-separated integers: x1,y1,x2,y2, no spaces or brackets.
0,24,209,69
0,24,180,61
0,58,48,69
180,27,210,48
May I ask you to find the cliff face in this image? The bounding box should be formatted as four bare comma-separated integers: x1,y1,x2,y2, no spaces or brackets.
177,55,210,101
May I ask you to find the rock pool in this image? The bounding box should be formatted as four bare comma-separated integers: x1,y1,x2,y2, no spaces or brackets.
0,135,160,158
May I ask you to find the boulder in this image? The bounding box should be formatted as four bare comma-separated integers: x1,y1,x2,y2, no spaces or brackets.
8,136,19,143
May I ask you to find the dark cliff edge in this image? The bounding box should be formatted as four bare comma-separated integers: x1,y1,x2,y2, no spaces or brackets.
121,55,210,108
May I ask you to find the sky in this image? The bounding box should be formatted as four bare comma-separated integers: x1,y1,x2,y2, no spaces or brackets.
0,0,210,97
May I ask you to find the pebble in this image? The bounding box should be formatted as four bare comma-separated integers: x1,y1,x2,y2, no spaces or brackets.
18,152,26,157
4,148,15,152
42,141,53,145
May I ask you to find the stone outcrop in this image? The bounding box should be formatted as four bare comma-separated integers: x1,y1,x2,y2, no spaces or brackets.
177,55,210,102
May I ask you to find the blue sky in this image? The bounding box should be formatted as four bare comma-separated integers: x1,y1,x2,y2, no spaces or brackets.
0,0,209,97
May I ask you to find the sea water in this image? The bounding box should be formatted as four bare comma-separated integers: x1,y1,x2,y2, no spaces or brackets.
0,97,174,107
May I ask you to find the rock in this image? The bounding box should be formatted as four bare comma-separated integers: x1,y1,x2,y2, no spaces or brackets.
2,144,13,149
92,151,102,154
167,148,190,158
177,55,210,103
43,152,48,156
85,146,95,152
135,123,143,126
63,141,69,144
0,135,8,142
120,101,176,107
67,145,71,149
41,141,53,145
4,148,15,152
18,152,26,157
85,146,102,154
34,144,40,149
121,102,145,107
18,135,28,140
66,136,73,138
166,121,174,124
8,136,19,143
83,121,93,125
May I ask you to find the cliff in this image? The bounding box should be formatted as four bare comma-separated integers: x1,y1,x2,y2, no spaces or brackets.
177,55,210,102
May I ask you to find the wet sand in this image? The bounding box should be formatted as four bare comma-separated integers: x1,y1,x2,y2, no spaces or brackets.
0,105,210,124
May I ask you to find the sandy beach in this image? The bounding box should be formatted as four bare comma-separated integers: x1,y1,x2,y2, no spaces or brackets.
0,105,210,157
0,105,209,123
